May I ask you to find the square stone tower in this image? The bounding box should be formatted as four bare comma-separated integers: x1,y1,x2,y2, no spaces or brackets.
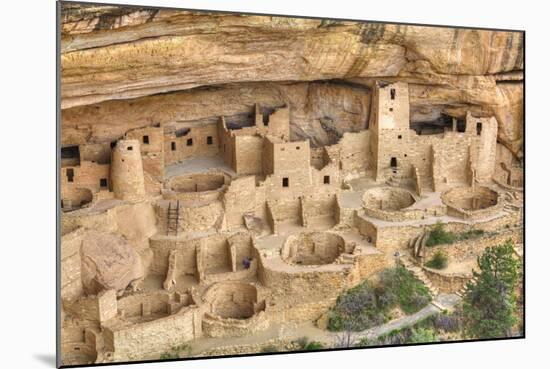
369,81,411,181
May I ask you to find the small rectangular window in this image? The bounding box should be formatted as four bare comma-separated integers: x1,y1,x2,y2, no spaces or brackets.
476,122,483,136
171,142,176,151
390,157,397,168
282,177,289,187
296,146,300,150
398,135,402,139
66,168,74,182
100,178,108,188
187,138,193,146
142,135,149,144
207,136,213,145
390,88,396,100
389,107,393,112
127,146,133,151
323,175,330,184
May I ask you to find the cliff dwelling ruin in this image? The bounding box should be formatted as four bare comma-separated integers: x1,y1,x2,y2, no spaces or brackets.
59,3,524,366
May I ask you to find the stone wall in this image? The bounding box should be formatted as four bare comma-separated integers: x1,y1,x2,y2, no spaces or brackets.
154,200,224,234
370,82,498,188
106,307,200,362
442,186,503,220
163,172,229,202
110,139,146,201
339,130,371,174
202,312,269,338
63,289,117,322
267,198,303,232
61,160,110,210
423,227,523,263
125,125,165,181
422,268,470,294
357,211,521,253
223,175,257,229
164,123,219,165
61,228,85,300
234,135,264,175
301,193,337,226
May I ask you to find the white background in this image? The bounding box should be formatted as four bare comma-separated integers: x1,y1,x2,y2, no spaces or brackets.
0,0,546,368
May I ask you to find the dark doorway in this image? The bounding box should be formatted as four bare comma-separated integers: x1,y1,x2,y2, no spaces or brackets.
66,168,74,182
324,175,330,184
61,146,80,159
457,119,466,133
187,138,193,146
390,88,396,100
282,177,289,187
171,142,176,151
390,157,397,168
100,178,108,188
207,136,213,145
476,122,483,136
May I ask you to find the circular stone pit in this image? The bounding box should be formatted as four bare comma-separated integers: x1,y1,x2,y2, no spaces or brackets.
205,282,260,320
442,186,499,211
362,187,416,211
163,172,230,202
167,172,228,193
281,232,346,266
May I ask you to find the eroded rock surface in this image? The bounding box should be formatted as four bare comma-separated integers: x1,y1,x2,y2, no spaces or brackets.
60,4,523,156
81,230,144,295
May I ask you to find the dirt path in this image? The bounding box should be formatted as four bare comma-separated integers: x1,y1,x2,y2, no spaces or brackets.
188,294,461,356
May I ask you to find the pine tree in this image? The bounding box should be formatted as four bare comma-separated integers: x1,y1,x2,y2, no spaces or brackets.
462,240,520,339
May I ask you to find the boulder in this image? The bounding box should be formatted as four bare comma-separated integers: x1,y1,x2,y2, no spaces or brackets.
81,230,144,295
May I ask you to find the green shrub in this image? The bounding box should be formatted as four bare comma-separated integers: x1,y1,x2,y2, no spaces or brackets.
426,222,455,246
327,280,385,332
425,250,448,269
456,229,484,241
304,341,324,350
292,336,324,350
379,266,432,314
408,328,439,343
327,267,432,332
463,240,520,339
427,223,485,247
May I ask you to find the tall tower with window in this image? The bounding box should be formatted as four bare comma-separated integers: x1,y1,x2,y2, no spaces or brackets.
369,81,411,181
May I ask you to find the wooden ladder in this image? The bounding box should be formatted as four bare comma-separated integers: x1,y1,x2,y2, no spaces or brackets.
167,200,180,236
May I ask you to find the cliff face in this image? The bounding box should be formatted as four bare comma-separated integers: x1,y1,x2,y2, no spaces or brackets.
60,4,524,156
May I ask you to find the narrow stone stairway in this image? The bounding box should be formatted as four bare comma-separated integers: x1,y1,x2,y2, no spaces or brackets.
455,275,479,298
398,256,439,297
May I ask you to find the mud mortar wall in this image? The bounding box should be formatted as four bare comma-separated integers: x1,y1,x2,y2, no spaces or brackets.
106,307,200,362
357,211,521,253
301,193,337,226
223,176,257,229
423,228,522,263
164,123,220,165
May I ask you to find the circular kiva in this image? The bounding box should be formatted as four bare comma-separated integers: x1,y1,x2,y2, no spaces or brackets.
163,172,230,202
362,187,416,211
168,172,228,193
442,186,499,212
281,232,346,266
205,282,259,320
